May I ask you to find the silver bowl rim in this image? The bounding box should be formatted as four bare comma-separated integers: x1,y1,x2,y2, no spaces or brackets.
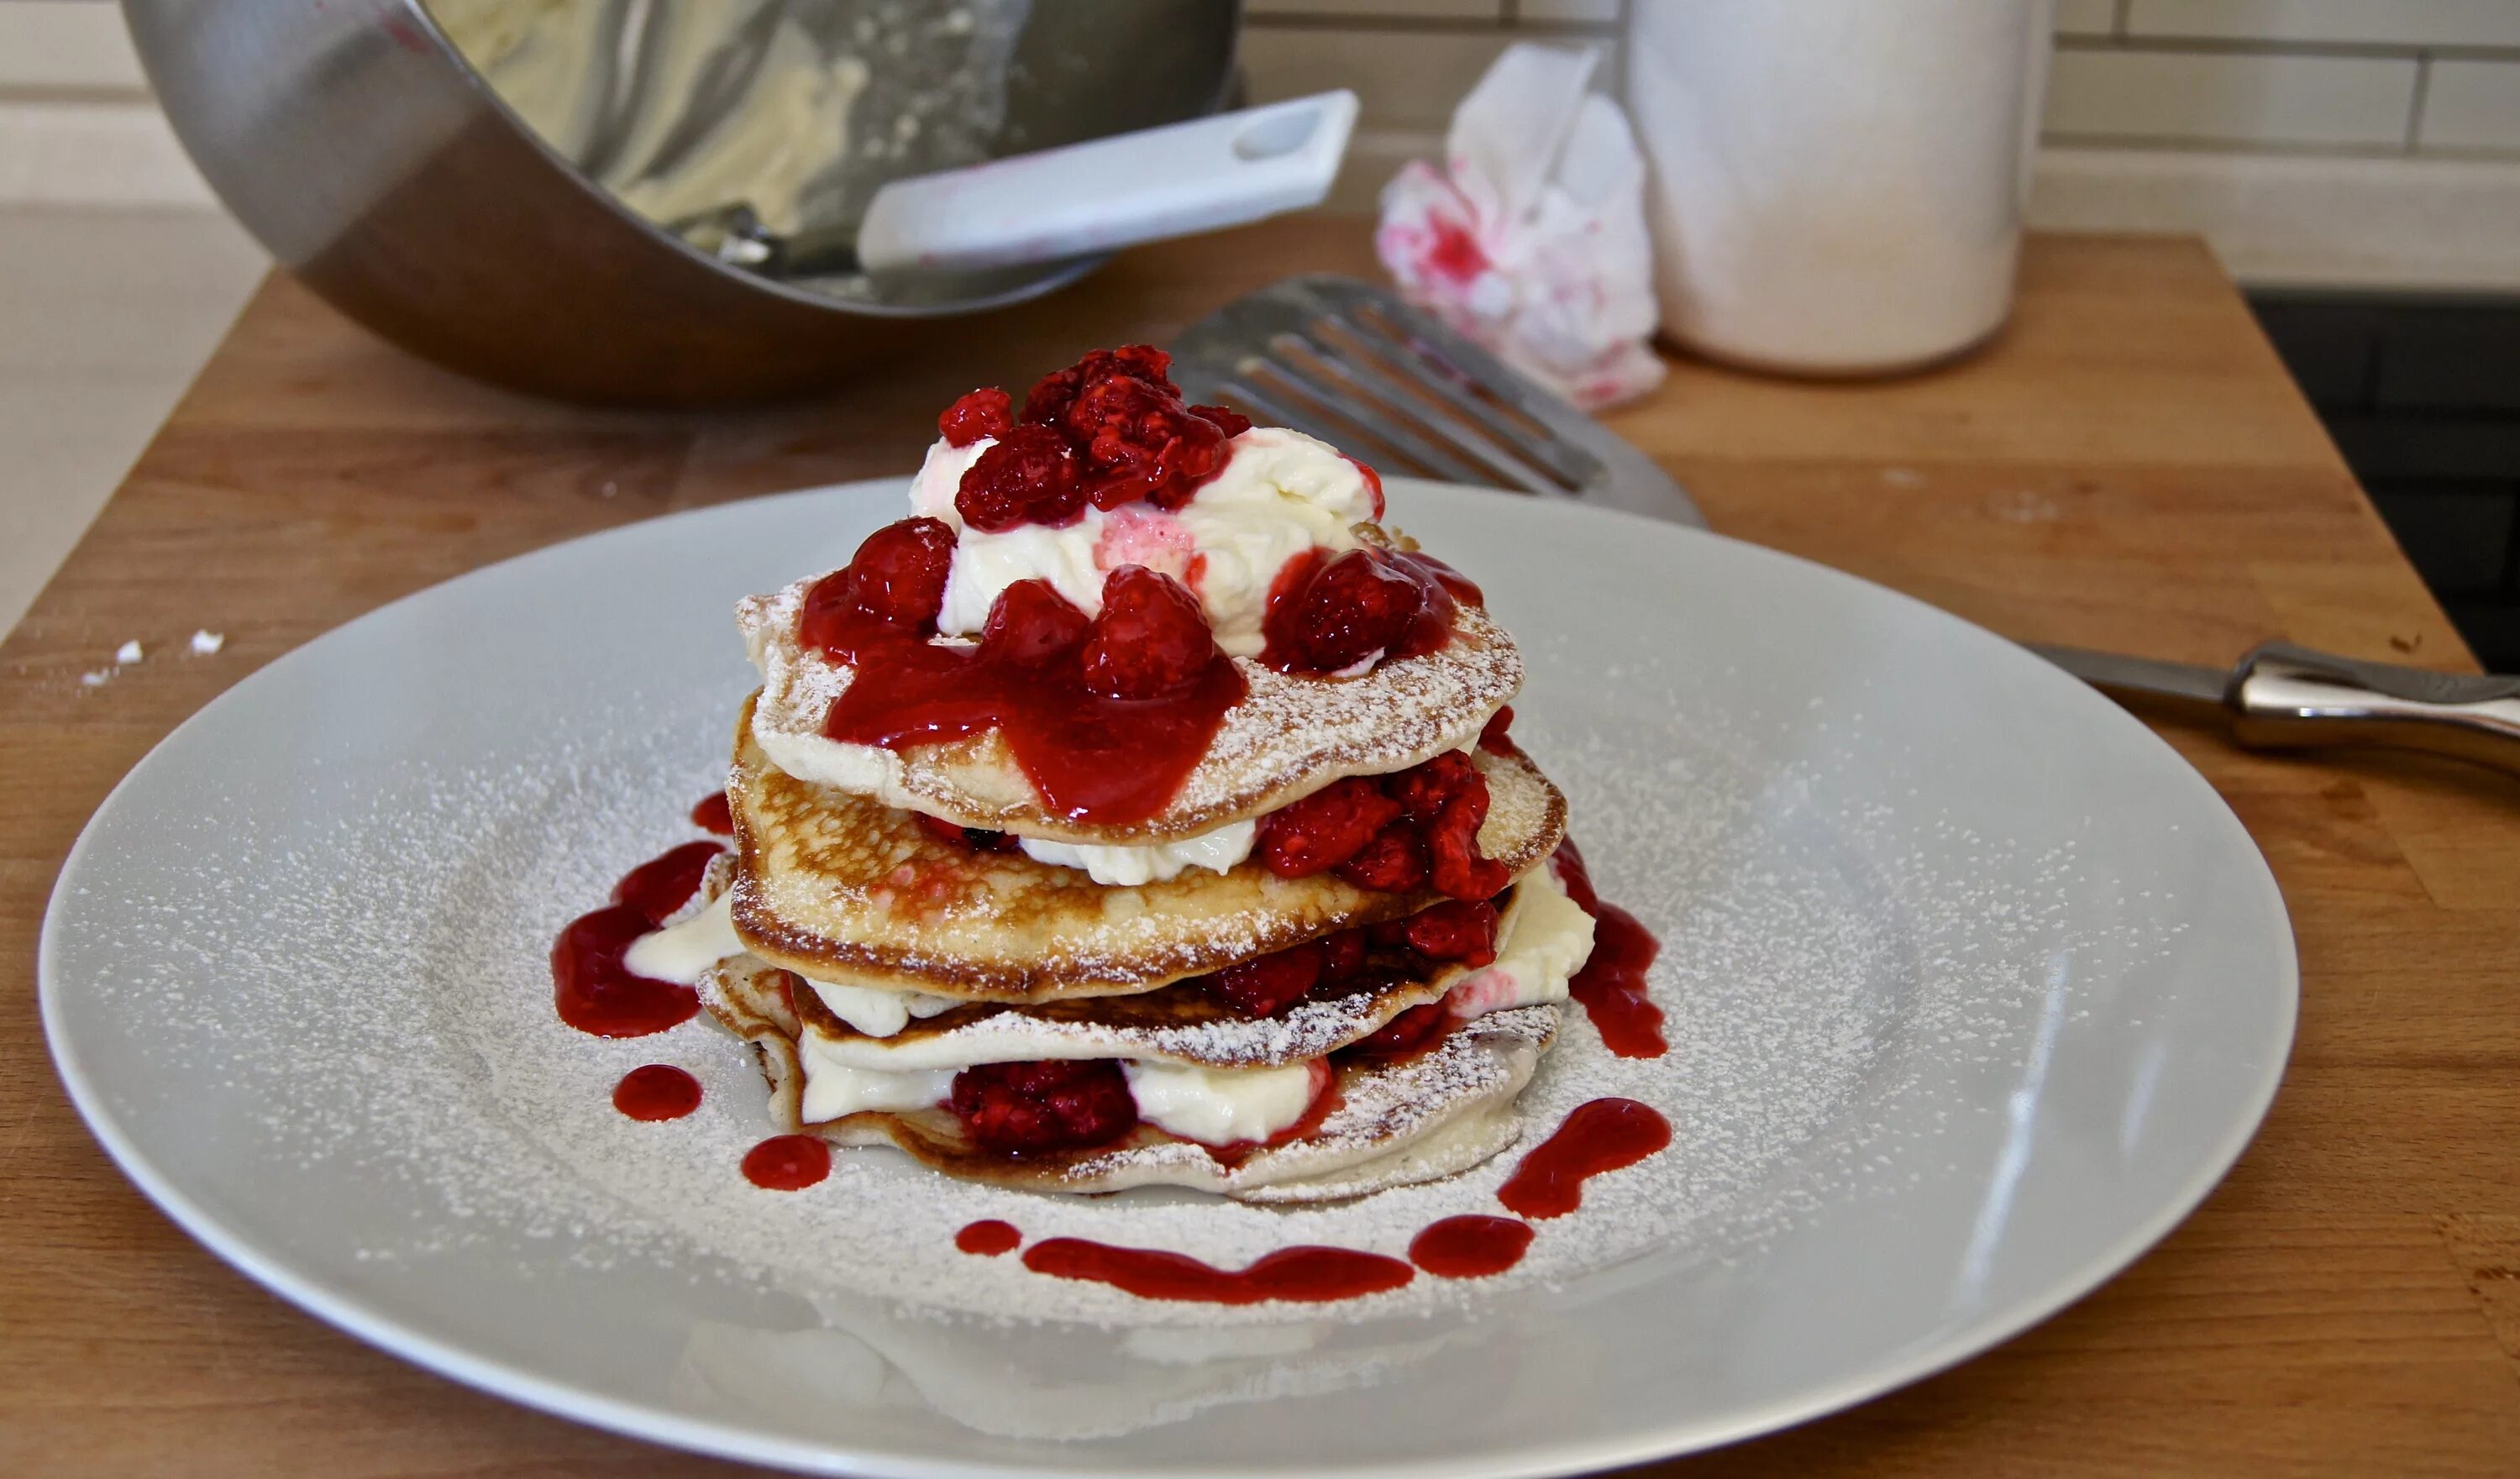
397,0,1218,320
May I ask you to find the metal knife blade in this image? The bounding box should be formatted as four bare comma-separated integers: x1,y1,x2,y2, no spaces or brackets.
2028,643,2229,712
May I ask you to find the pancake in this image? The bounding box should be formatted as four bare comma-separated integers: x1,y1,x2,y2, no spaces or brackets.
780,873,1542,1072
699,948,1557,1204
739,572,1522,845
726,700,1570,1002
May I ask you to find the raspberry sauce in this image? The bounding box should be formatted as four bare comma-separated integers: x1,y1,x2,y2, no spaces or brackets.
955,1219,1022,1256
742,1135,831,1190
551,839,727,1038
690,791,732,835
819,606,1246,827
612,841,724,926
1408,1215,1533,1278
612,1064,702,1121
551,905,700,1037
1021,1238,1415,1304
1495,1098,1671,1219
1550,839,1667,1058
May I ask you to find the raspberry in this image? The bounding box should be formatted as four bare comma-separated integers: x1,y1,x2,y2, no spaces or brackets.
1201,941,1322,1016
1193,403,1252,438
1023,344,1176,424
1255,778,1402,878
1336,822,1431,893
1343,1002,1448,1059
1428,786,1509,899
1260,548,1428,674
1387,750,1478,824
1477,705,1515,754
799,516,956,648
1316,928,1368,986
1063,372,1229,511
1401,899,1500,966
979,579,1091,668
957,423,1085,532
938,386,1013,446
948,1059,1137,1154
1080,566,1216,699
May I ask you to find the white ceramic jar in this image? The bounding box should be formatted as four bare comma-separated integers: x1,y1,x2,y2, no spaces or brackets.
1626,0,2055,375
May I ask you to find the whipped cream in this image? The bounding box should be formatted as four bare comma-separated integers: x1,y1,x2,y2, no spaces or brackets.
622,892,742,986
794,1032,959,1125
1016,820,1256,887
906,426,1378,658
1122,1059,1326,1146
803,975,964,1038
1441,860,1596,1018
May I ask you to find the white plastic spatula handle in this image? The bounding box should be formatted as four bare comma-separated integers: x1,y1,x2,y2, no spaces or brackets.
854,92,1359,275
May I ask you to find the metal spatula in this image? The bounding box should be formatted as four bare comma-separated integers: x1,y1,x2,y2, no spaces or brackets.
1166,275,1707,527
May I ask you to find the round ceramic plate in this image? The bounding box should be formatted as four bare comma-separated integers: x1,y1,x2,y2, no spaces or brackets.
44,481,2295,1476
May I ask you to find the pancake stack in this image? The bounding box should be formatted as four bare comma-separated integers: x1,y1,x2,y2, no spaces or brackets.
644,347,1597,1202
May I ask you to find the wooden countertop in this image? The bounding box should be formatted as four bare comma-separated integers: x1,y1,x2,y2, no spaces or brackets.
3,220,2516,1475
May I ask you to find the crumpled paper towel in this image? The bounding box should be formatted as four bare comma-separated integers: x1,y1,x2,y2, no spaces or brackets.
1376,44,1663,411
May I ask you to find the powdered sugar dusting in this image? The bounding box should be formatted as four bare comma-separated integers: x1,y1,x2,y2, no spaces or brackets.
76,638,2178,1351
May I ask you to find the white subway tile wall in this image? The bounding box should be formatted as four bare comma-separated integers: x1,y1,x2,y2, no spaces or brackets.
2045,50,2421,147
2421,59,2520,152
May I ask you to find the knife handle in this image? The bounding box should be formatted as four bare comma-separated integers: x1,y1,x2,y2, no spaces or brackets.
2227,643,2520,776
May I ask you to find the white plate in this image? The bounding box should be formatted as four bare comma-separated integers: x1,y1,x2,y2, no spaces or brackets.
43,481,2295,1476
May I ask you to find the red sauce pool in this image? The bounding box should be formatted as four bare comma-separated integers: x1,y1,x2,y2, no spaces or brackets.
1497,1098,1672,1219
1409,1215,1532,1278
742,1135,831,1190
690,791,733,835
817,621,1246,828
551,904,700,1038
612,1064,701,1121
612,840,724,926
955,1219,1022,1256
1550,839,1667,1058
1021,1238,1415,1304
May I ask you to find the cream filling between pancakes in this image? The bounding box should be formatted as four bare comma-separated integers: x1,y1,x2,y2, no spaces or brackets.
776,863,1595,1133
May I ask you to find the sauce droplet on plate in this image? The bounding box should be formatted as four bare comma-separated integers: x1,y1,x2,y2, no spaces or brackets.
1497,1098,1672,1219
955,1219,1022,1256
612,840,725,926
1408,1214,1533,1278
1551,839,1667,1058
690,791,733,835
551,905,700,1038
612,1064,701,1121
742,1135,831,1190
1021,1238,1414,1303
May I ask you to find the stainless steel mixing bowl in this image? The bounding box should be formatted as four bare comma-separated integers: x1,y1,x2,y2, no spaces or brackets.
123,0,1239,404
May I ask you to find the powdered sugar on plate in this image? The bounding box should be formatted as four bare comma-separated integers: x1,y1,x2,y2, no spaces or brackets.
82,663,2165,1337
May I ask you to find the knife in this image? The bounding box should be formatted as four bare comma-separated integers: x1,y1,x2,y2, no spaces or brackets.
2032,640,2520,776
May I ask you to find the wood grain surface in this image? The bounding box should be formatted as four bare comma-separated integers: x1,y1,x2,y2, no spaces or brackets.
3,222,2516,1476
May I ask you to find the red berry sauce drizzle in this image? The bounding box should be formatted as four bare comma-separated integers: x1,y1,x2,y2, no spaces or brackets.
956,1219,1022,1256
1496,1098,1672,1219
690,790,732,835
1549,838,1667,1058
743,1135,832,1190
1021,1240,1417,1304
613,1064,702,1121
550,839,725,1038
1408,1215,1535,1278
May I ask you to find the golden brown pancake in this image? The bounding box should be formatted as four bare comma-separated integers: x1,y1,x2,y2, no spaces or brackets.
726,696,1568,1001
697,951,1558,1203
739,573,1523,845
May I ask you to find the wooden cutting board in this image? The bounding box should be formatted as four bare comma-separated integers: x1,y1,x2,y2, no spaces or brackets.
3,219,2516,1475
